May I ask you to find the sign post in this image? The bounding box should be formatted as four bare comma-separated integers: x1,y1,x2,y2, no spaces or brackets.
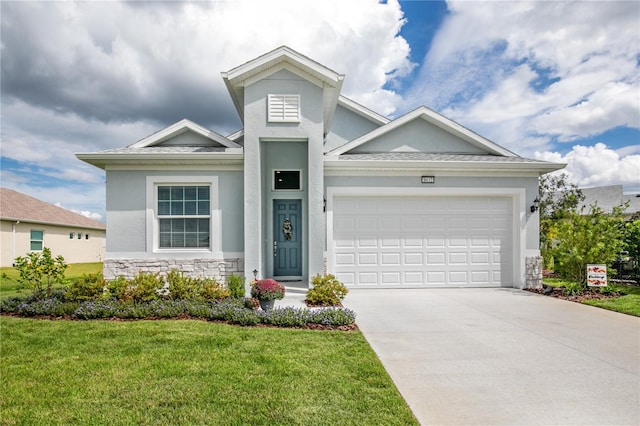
587,264,607,287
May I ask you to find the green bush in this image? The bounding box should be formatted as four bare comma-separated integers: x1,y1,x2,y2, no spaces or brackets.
550,205,626,286
305,274,348,306
13,247,67,297
564,281,584,296
105,276,129,301
226,273,245,298
166,269,200,300
66,273,107,301
200,278,231,301
123,272,165,302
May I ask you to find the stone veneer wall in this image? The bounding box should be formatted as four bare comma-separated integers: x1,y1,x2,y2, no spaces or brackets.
525,256,543,289
103,258,244,281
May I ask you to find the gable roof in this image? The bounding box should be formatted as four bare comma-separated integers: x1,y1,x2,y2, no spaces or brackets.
76,119,244,169
129,119,241,149
327,106,517,157
221,46,344,134
0,188,106,230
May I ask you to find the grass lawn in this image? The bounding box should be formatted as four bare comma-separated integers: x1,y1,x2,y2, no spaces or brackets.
0,262,102,299
543,278,640,317
0,317,418,425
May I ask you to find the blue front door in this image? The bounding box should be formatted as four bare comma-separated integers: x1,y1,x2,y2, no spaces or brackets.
273,199,302,277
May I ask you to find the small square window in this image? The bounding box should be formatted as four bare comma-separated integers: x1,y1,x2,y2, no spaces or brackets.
274,170,301,190
69,232,75,239
78,233,83,240
85,234,90,240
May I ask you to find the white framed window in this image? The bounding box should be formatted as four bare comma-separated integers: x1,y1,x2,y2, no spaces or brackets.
146,176,219,254
273,169,302,191
268,94,300,122
157,185,210,248
30,230,43,251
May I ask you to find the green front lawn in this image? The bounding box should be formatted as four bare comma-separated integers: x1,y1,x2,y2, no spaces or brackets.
543,278,640,317
0,262,102,299
0,317,417,425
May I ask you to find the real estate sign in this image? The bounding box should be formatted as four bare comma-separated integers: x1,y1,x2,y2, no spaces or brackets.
587,264,607,287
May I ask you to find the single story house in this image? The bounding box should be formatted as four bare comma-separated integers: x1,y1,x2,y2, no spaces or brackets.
77,46,564,290
0,187,106,266
579,185,640,216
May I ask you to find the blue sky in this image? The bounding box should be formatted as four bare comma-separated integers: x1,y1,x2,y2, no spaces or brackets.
1,0,639,222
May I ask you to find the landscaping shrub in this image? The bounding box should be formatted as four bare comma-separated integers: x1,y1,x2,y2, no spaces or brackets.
226,273,245,298
199,278,231,301
124,272,165,302
166,269,200,300
105,276,130,301
306,274,348,306
66,273,107,301
13,247,67,297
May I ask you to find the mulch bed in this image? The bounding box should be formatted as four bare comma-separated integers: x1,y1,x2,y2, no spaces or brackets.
525,286,621,303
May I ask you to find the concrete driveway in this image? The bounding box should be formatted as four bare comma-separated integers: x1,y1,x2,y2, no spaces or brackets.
343,288,640,425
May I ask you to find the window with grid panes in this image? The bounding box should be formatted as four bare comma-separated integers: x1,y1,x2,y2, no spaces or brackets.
157,185,210,248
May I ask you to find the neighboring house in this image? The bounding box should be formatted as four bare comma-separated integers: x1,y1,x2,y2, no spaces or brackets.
579,185,640,216
0,188,106,267
77,46,564,289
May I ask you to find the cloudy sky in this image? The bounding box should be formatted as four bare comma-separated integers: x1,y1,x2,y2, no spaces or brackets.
1,0,639,221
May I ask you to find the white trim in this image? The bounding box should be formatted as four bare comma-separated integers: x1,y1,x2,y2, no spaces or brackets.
146,176,221,258
337,96,390,126
326,186,526,288
105,164,243,172
130,119,241,149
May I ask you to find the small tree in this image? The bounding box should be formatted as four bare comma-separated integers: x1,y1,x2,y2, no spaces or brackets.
538,173,585,269
13,247,67,297
549,205,626,286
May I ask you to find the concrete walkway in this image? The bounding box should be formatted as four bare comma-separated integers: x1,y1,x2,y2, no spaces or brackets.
342,288,640,426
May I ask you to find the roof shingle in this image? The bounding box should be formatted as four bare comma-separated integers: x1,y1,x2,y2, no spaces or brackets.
0,188,105,230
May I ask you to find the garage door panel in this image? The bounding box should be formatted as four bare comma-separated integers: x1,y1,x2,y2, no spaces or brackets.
357,252,378,265
427,252,446,264
332,196,513,288
404,252,424,265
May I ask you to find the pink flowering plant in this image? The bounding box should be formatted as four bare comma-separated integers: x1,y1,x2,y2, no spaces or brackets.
250,278,285,301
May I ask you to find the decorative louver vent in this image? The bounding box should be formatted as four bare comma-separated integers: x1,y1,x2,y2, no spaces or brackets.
268,94,300,122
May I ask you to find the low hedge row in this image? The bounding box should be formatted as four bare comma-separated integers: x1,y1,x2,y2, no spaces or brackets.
0,293,356,328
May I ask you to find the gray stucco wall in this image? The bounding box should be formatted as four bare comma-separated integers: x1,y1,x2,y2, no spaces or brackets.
243,68,325,281
105,169,244,256
324,104,382,153
351,119,486,154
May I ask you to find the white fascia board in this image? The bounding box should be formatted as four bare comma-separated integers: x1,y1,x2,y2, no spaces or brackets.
129,119,241,149
337,96,390,126
328,106,516,157
226,129,244,141
76,150,244,170
323,158,566,175
0,217,106,231
224,46,342,87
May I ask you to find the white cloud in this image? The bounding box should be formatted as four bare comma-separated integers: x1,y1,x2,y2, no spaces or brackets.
535,143,640,192
407,0,640,155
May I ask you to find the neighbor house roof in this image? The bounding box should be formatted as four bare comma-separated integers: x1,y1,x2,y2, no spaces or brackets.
0,188,106,230
579,185,640,214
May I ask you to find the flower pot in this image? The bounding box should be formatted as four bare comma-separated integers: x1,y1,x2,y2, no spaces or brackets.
259,299,275,311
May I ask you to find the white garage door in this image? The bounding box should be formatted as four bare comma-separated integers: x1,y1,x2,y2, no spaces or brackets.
332,196,513,288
